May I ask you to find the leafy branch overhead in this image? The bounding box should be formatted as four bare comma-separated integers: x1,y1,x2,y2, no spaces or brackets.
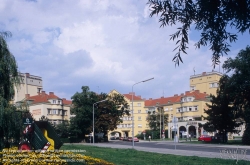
148,0,249,67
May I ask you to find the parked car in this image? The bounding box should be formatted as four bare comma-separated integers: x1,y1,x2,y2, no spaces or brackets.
119,137,124,140
198,135,212,142
123,137,128,141
110,136,116,140
128,137,139,142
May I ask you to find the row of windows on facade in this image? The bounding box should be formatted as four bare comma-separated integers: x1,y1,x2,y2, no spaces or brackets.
190,82,218,91
117,124,147,128
177,106,198,112
47,109,67,115
129,103,142,107
121,116,146,121
52,100,62,104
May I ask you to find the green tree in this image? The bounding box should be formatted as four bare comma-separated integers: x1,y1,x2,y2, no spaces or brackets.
94,92,129,141
0,31,21,149
70,86,98,138
203,75,243,143
223,46,250,144
148,0,250,66
147,107,168,132
54,122,70,138
70,86,129,141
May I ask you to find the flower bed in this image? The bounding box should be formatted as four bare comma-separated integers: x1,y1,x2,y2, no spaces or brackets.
0,147,114,165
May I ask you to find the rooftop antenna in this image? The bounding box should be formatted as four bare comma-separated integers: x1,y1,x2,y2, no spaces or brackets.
193,67,195,75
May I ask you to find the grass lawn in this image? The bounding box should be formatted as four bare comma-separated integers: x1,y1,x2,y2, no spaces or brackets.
61,144,249,165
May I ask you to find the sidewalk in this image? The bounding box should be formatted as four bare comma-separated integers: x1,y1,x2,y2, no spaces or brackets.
139,139,250,149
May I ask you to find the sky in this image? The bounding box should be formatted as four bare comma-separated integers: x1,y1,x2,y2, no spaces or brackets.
0,0,249,100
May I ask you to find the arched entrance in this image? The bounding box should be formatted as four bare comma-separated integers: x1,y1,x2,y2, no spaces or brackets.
179,126,186,138
188,126,196,138
110,131,122,140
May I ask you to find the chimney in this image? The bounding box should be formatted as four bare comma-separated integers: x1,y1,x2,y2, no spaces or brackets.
25,73,30,77
25,94,30,98
149,98,152,100
202,72,206,76
137,95,141,98
174,94,178,96
195,90,200,93
181,93,184,96
41,91,46,95
161,97,164,98
49,92,54,95
185,91,190,94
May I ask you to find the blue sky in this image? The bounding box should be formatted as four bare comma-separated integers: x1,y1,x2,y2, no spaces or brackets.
0,0,249,100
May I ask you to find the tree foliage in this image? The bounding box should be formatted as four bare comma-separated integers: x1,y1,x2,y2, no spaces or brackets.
222,46,250,144
0,31,21,149
146,107,168,131
203,75,243,142
148,0,250,67
70,86,129,139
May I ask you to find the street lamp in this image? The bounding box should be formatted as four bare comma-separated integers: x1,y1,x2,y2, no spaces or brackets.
132,77,154,148
93,99,108,144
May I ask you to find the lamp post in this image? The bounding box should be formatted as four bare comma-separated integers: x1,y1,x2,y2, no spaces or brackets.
93,99,108,144
132,77,154,148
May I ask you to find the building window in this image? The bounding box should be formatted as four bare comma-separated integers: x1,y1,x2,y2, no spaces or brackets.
53,100,56,104
210,83,218,88
138,110,141,113
137,103,141,107
138,124,142,128
47,109,51,115
138,116,141,120
53,109,57,114
190,86,195,91
189,107,192,111
165,108,168,111
194,106,198,111
145,110,148,113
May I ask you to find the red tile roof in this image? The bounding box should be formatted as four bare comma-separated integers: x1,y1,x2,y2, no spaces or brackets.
123,92,144,101
25,91,72,105
145,90,208,107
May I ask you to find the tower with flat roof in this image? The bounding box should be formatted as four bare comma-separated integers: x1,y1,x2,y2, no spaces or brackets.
190,71,223,96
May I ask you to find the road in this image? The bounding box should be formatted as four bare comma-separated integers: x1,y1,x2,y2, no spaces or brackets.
108,140,250,155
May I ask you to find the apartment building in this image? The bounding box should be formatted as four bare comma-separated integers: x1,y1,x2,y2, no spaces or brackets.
190,71,223,96
108,90,146,138
145,90,211,139
21,91,72,125
14,73,43,103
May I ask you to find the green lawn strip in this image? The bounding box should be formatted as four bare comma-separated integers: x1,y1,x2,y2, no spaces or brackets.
61,145,249,165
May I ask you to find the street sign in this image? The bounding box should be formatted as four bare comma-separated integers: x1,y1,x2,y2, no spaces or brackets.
172,117,178,124
23,118,33,125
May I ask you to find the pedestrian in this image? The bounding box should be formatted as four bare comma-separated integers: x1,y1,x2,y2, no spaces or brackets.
189,134,191,141
149,135,151,141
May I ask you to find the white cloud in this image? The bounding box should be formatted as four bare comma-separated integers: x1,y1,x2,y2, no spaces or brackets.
0,0,246,100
